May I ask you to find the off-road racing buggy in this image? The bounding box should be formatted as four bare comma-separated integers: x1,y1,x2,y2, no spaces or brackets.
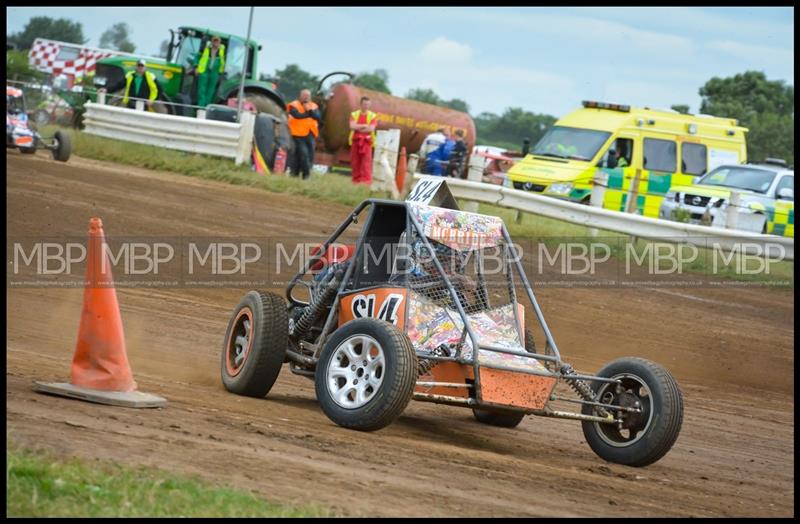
221,177,683,467
6,86,71,162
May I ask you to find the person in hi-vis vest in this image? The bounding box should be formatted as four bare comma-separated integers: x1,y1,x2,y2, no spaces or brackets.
286,89,321,180
348,96,378,184
122,59,159,111
193,35,225,108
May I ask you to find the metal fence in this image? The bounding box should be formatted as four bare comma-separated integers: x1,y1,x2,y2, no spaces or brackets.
413,173,794,261
82,99,255,165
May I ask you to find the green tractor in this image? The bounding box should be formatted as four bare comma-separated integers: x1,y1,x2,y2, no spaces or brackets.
90,26,287,121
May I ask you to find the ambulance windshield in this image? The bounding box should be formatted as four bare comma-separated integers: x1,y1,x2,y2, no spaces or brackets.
533,126,610,161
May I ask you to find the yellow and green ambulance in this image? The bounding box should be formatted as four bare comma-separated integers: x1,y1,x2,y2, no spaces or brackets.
507,101,748,217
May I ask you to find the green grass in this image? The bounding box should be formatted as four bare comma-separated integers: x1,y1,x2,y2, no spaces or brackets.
36,126,793,285
6,445,330,517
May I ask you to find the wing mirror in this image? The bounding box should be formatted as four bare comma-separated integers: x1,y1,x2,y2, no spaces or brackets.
777,187,794,200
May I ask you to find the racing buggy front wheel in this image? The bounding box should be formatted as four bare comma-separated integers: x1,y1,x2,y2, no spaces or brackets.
581,357,683,467
51,130,71,162
315,318,418,431
221,291,288,398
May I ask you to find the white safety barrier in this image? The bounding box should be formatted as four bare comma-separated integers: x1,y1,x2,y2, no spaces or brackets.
413,174,794,261
82,102,255,165
371,129,401,198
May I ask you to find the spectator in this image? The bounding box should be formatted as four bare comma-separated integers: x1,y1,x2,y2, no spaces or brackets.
426,132,456,176
420,128,447,172
348,96,378,185
286,89,321,180
193,35,225,108
122,59,158,111
447,129,468,178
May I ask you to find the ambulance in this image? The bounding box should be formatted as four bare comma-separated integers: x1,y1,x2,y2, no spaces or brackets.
506,101,748,217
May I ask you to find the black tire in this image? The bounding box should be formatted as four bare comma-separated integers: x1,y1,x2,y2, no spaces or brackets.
244,92,284,119
221,291,288,398
315,318,417,431
172,93,193,117
51,130,71,162
245,92,293,157
471,329,537,428
581,357,683,467
71,108,86,130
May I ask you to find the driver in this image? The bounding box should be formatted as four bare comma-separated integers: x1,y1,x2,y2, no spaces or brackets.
394,235,477,308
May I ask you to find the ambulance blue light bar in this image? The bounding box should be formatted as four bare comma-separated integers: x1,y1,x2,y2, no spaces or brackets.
582,100,631,112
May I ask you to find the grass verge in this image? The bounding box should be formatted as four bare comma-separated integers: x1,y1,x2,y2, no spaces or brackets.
6,446,330,517
38,126,793,285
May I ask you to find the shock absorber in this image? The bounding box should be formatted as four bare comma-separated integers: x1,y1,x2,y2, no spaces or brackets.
417,345,451,376
417,358,437,376
560,363,610,418
292,269,343,340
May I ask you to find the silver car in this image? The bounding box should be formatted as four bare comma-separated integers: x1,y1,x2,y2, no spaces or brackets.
659,160,795,236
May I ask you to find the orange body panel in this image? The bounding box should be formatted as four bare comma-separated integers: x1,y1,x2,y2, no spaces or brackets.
416,361,474,398
479,368,556,410
338,287,407,329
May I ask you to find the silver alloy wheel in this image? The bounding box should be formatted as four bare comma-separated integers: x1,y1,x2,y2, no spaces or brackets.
593,373,654,447
233,318,250,369
326,335,385,409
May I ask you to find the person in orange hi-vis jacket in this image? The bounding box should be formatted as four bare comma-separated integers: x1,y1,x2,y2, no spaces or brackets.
286,89,321,180
348,96,378,185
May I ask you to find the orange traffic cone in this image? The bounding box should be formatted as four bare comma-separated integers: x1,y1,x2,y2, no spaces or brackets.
395,146,407,194
33,218,166,408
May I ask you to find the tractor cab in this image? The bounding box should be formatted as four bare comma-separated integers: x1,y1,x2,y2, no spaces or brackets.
167,27,264,112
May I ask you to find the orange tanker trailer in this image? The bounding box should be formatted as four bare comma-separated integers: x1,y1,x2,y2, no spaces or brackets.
312,78,476,168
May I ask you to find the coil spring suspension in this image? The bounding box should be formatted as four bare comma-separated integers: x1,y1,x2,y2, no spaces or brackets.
293,270,342,340
417,345,452,376
561,363,609,418
417,358,437,376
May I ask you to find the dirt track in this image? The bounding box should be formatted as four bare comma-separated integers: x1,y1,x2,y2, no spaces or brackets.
6,151,795,516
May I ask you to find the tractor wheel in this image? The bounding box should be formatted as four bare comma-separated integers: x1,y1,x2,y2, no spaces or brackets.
51,130,71,162
245,92,293,167
315,319,417,431
71,108,86,130
471,329,538,428
244,92,284,118
581,357,683,467
221,291,288,398
33,109,51,126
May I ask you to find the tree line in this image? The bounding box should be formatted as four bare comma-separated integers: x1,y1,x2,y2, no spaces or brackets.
7,16,795,165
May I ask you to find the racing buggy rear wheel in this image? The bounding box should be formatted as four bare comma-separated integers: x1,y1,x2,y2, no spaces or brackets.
471,329,538,428
221,291,288,398
51,130,71,162
315,318,417,431
581,357,683,467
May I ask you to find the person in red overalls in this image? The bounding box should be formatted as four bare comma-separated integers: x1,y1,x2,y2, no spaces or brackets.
348,96,378,185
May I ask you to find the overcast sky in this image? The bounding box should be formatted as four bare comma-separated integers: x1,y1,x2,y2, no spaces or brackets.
6,6,794,117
